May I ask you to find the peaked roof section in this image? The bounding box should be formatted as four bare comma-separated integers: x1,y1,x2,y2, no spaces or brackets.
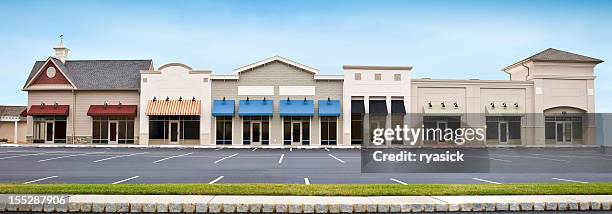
503,48,604,71
24,57,153,90
233,56,319,75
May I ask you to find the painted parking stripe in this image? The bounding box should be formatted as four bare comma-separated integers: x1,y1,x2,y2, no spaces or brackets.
153,152,193,163
551,177,589,184
278,154,285,164
38,152,104,162
209,176,224,184
304,178,310,185
214,148,223,151
390,178,407,185
214,153,238,164
93,152,148,163
328,154,345,163
112,176,139,184
252,148,258,152
290,148,293,152
23,176,58,184
0,151,64,160
489,157,513,163
493,154,569,162
472,178,502,184
324,148,330,152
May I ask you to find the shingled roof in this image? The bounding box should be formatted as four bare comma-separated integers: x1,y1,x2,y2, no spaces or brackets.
24,57,152,90
503,48,603,71
0,106,26,118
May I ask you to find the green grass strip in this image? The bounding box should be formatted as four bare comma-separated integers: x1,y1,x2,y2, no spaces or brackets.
1,183,612,196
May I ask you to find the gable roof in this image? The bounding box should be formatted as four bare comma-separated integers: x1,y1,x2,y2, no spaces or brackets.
233,56,319,75
24,57,153,90
503,48,604,71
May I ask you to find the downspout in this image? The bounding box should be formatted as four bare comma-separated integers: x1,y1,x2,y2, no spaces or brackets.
72,89,76,144
521,63,530,80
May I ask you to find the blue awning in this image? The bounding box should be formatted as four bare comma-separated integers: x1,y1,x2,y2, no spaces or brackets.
238,100,273,116
318,100,341,116
212,100,235,116
280,99,314,117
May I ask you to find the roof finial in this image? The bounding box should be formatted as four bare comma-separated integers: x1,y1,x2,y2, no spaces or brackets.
59,35,64,46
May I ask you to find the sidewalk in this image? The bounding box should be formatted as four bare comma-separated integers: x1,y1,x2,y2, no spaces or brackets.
2,194,611,212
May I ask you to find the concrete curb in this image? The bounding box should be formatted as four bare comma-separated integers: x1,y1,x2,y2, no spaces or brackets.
1,195,611,213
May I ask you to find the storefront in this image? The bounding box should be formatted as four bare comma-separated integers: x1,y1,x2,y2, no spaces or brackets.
27,104,69,144
145,99,201,145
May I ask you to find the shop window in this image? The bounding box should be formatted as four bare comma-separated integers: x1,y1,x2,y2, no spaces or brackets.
321,116,337,145
351,115,363,144
216,116,232,145
93,117,135,144
148,116,200,142
32,116,67,144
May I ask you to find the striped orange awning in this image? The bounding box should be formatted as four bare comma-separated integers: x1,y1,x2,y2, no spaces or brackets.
145,100,201,116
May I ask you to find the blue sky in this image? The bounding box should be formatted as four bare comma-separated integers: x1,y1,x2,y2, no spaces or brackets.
1,0,611,111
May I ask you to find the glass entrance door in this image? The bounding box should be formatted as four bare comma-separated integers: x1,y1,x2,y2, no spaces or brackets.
169,121,180,144
292,122,301,144
109,121,118,144
436,121,447,142
45,122,54,143
499,122,508,144
251,122,261,144
556,122,572,144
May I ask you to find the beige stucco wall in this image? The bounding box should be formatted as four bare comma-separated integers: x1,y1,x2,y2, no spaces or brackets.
211,61,344,146
0,121,26,143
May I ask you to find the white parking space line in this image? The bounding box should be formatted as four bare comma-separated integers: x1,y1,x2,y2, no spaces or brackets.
472,178,502,184
209,176,224,184
390,178,407,185
0,153,40,160
551,177,589,184
252,148,258,152
214,153,238,164
328,154,345,163
214,148,223,151
112,176,139,184
489,158,513,163
493,154,569,162
278,154,285,164
324,148,330,152
23,176,58,184
93,152,148,163
304,178,310,185
38,152,104,162
153,152,193,163
290,148,293,152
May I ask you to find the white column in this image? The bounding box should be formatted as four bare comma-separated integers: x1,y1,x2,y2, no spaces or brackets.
14,120,19,144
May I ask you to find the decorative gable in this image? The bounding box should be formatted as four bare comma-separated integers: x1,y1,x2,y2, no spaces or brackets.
30,60,71,85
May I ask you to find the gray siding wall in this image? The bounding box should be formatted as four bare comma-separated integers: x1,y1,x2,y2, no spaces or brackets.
211,61,343,146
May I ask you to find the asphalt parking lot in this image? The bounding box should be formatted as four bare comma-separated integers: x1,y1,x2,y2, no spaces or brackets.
1,147,611,185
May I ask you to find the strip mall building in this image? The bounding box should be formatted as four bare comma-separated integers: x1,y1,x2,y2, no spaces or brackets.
21,42,604,147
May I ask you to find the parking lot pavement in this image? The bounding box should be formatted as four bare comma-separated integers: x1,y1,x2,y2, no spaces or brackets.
1,147,612,184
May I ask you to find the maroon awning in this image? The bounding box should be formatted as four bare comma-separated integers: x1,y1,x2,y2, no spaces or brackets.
87,105,137,117
20,109,27,117
27,105,70,116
